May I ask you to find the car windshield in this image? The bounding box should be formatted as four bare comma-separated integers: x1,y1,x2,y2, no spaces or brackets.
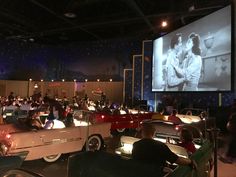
180,108,204,116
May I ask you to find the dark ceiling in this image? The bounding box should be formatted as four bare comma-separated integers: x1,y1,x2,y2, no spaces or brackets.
0,0,231,44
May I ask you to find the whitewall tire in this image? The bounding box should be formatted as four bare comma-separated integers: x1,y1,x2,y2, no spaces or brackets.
86,135,102,151
43,154,61,162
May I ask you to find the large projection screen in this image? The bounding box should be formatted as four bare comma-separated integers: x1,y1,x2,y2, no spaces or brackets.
152,5,232,92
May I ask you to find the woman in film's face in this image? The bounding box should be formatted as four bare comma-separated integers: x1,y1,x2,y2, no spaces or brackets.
174,36,183,55
185,38,193,52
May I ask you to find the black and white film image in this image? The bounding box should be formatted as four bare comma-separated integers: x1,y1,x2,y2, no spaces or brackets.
152,6,231,92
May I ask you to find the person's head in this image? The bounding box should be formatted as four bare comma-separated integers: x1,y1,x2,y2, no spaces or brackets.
171,33,182,49
186,33,201,55
157,107,165,115
171,109,178,116
186,110,192,116
180,128,193,143
141,123,156,139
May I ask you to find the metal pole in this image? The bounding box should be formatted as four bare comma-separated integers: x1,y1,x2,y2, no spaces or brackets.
212,126,220,177
27,81,30,98
85,110,90,151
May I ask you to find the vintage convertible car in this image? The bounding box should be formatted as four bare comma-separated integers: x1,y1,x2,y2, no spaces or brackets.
0,110,111,163
67,138,213,177
74,109,152,134
114,119,213,176
115,118,207,158
115,136,212,176
151,110,214,138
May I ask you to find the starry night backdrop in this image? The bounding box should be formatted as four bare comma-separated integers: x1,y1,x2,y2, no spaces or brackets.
133,55,142,101
143,40,155,109
124,69,133,106
0,39,141,81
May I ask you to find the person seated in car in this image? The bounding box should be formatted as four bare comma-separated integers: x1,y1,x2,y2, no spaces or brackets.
27,110,43,130
113,107,121,115
178,128,196,155
44,106,55,129
102,103,112,114
186,110,193,116
168,109,182,124
132,123,196,174
64,112,75,127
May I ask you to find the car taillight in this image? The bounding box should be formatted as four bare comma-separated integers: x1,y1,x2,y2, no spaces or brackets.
175,125,180,131
6,134,11,139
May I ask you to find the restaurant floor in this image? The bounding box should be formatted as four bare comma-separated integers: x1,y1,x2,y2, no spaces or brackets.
210,133,236,177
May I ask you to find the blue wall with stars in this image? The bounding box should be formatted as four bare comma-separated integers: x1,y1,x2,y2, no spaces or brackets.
0,39,141,81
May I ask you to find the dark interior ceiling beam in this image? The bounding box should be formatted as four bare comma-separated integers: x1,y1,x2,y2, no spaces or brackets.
29,0,101,40
0,22,27,33
124,0,154,32
0,8,37,32
16,8,213,39
18,12,181,37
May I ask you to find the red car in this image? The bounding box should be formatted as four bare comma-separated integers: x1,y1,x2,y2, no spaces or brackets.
87,110,153,133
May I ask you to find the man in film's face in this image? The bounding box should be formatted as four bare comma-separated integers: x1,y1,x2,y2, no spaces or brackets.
176,36,183,57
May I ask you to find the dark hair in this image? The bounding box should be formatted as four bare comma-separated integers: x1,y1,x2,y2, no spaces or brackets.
181,128,193,142
189,33,201,55
141,123,156,138
172,109,177,115
170,33,182,49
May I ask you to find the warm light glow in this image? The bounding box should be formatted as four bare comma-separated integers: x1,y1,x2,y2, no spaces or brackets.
62,79,65,82
74,79,77,82
175,125,180,131
6,134,11,139
85,79,88,82
40,79,44,82
109,79,112,82
51,79,54,82
195,144,201,149
74,119,90,126
164,116,169,121
115,150,121,155
123,143,133,154
88,105,96,111
29,78,32,82
120,110,126,115
52,119,65,129
161,20,168,27
34,83,38,89
97,79,100,82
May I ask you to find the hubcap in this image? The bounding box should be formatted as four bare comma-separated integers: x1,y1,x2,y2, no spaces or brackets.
88,137,100,151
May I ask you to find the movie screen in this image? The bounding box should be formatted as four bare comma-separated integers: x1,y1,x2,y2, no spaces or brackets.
152,5,231,92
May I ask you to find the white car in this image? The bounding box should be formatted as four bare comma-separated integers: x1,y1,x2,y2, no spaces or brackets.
0,111,111,162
